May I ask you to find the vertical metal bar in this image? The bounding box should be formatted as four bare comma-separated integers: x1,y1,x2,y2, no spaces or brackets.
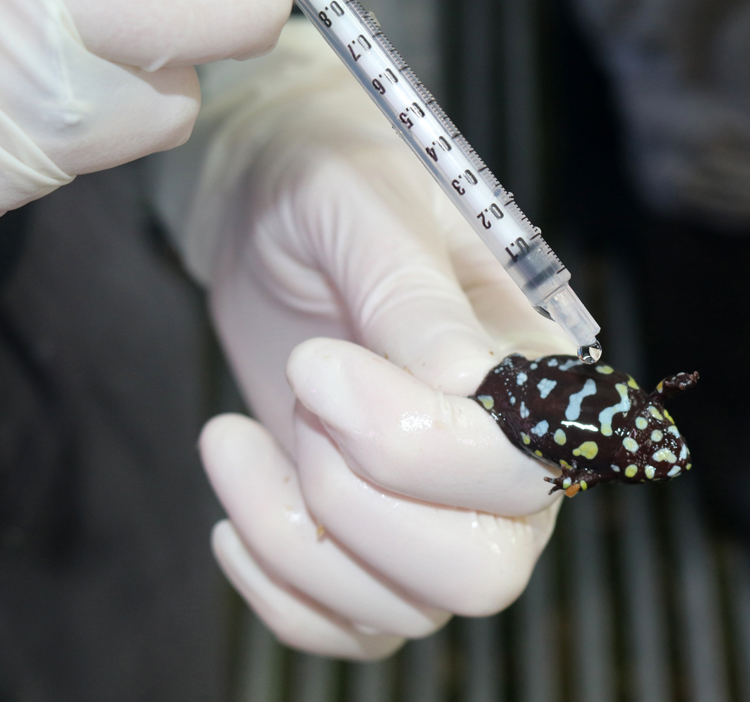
516,547,561,702
618,488,673,702
458,615,504,702
346,659,396,702
670,483,730,702
502,0,540,217
460,0,495,158
400,628,450,702
290,654,339,702
567,489,617,702
234,611,287,702
601,257,646,381
725,541,750,702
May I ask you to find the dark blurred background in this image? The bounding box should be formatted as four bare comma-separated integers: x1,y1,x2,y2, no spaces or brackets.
2,0,750,699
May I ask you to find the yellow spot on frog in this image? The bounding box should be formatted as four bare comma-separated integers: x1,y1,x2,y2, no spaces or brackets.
625,465,638,478
686,463,692,471
623,437,639,452
657,381,664,393
560,459,572,470
554,429,567,445
645,465,656,479
580,480,588,490
596,365,614,375
627,376,640,389
572,441,599,460
521,432,531,445
652,448,677,463
562,477,572,489
478,395,495,410
636,417,648,430
663,409,675,424
648,406,664,421
534,450,543,457
651,430,663,442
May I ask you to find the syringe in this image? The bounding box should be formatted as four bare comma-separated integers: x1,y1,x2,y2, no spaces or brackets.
295,0,602,363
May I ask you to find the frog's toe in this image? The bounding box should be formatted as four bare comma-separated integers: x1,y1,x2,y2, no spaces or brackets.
545,471,578,496
653,370,700,400
545,465,597,497
544,475,562,494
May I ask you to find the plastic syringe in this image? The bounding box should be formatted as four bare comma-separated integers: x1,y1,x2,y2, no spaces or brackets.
295,0,602,363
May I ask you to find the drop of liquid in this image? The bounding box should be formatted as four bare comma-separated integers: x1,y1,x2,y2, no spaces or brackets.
578,340,602,364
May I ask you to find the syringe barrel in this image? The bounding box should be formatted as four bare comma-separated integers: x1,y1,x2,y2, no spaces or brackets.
295,0,601,351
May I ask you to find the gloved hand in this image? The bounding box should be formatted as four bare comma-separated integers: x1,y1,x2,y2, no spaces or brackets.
155,19,575,659
0,0,292,215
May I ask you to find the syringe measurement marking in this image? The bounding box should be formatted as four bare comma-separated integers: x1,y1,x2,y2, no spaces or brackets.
315,1,539,267
368,68,503,234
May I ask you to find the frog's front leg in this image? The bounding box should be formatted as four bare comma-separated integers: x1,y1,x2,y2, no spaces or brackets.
544,462,605,497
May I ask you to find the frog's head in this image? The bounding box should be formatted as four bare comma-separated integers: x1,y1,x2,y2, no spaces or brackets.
619,371,699,482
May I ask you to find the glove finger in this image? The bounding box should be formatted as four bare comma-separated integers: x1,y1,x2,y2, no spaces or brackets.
200,413,450,637
287,338,560,515
212,520,404,659
288,151,508,397
295,404,559,616
64,0,293,70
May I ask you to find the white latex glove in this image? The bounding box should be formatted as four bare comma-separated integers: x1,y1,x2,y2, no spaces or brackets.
156,20,576,659
0,0,291,215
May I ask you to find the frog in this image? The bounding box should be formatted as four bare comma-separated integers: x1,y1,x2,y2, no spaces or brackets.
470,354,699,497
